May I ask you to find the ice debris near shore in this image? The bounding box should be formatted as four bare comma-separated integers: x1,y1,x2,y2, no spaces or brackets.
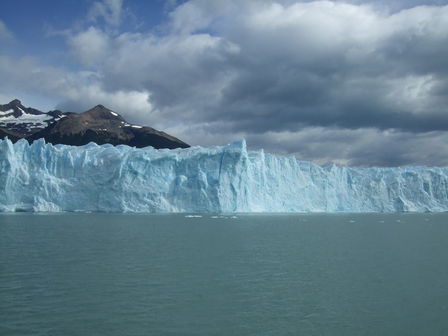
1,138,448,212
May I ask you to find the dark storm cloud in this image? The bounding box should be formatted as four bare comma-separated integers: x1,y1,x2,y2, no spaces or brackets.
244,128,448,167
218,72,448,134
205,2,448,134
81,1,448,137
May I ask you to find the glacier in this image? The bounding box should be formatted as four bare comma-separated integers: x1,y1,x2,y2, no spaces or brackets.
0,138,448,213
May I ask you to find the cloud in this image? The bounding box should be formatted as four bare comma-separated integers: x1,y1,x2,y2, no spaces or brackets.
67,0,448,135
0,55,153,122
168,0,238,34
244,128,448,167
2,0,448,166
88,0,124,26
56,87,154,123
213,1,448,133
0,20,13,40
69,27,110,66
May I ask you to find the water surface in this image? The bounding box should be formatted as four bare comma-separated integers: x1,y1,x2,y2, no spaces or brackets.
1,213,448,335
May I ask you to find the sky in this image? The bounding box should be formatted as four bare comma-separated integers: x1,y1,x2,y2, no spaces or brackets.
1,0,448,166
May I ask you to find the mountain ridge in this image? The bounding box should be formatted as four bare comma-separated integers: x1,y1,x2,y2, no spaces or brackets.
0,100,189,149
0,99,65,137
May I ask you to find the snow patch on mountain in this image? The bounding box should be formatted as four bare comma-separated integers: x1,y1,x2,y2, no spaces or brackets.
0,109,14,116
0,112,53,130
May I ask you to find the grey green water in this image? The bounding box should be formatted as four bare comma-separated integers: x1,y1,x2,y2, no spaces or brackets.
1,213,448,336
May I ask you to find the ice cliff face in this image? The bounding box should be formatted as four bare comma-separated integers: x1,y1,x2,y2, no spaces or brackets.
1,138,448,212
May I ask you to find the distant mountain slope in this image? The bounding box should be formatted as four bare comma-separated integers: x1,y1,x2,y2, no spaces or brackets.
0,128,20,142
0,101,189,149
0,99,65,137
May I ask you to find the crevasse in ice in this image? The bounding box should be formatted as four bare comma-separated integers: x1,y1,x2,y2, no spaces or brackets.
0,138,447,212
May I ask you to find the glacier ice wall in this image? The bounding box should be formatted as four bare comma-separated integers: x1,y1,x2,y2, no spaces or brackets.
1,138,448,212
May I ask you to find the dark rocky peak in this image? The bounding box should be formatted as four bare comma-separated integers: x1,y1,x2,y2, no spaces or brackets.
1,99,21,110
10,99,22,106
82,104,125,121
0,99,46,117
0,99,26,118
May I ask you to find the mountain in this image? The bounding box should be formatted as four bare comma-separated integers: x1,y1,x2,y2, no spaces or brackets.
0,100,189,149
27,105,189,149
0,99,65,137
0,128,20,142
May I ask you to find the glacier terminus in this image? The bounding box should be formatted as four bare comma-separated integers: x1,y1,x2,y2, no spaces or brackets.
1,138,447,213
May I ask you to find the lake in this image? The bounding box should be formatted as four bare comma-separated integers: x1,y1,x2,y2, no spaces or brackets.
1,213,448,335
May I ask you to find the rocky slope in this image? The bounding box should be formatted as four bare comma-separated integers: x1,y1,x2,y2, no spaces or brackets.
0,100,189,149
0,99,65,137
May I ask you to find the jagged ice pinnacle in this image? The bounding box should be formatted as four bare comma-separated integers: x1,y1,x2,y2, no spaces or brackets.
1,138,447,212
